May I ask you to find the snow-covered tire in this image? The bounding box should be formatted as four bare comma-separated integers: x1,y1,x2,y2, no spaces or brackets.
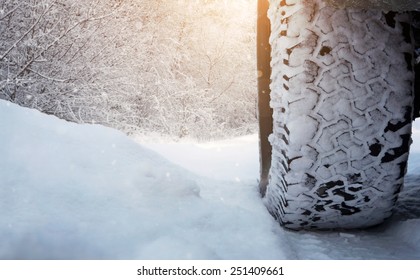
264,0,415,229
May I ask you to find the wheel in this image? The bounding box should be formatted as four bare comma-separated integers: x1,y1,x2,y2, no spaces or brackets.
263,0,416,230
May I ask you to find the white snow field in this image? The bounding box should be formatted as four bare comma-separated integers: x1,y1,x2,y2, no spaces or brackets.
1,100,420,259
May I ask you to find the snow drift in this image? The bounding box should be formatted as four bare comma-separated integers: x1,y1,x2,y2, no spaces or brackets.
1,100,420,259
0,100,284,259
324,0,420,11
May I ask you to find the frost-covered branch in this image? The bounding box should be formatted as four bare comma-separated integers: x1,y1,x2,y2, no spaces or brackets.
0,1,55,61
0,3,22,21
27,68,69,82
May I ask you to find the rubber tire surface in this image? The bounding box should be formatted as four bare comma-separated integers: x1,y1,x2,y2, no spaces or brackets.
264,0,415,229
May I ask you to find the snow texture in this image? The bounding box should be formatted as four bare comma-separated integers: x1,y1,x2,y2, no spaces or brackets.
1,100,420,259
324,0,420,11
0,100,283,260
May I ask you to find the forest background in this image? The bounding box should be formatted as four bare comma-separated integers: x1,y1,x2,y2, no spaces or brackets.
0,0,257,140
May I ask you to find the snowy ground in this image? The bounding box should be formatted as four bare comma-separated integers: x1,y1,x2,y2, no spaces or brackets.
1,100,420,259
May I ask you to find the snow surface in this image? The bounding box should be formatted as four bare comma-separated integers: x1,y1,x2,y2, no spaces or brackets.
1,100,420,259
324,0,420,11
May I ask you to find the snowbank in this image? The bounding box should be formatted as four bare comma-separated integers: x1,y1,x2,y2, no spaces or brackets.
324,0,420,11
0,101,284,259
1,100,420,259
